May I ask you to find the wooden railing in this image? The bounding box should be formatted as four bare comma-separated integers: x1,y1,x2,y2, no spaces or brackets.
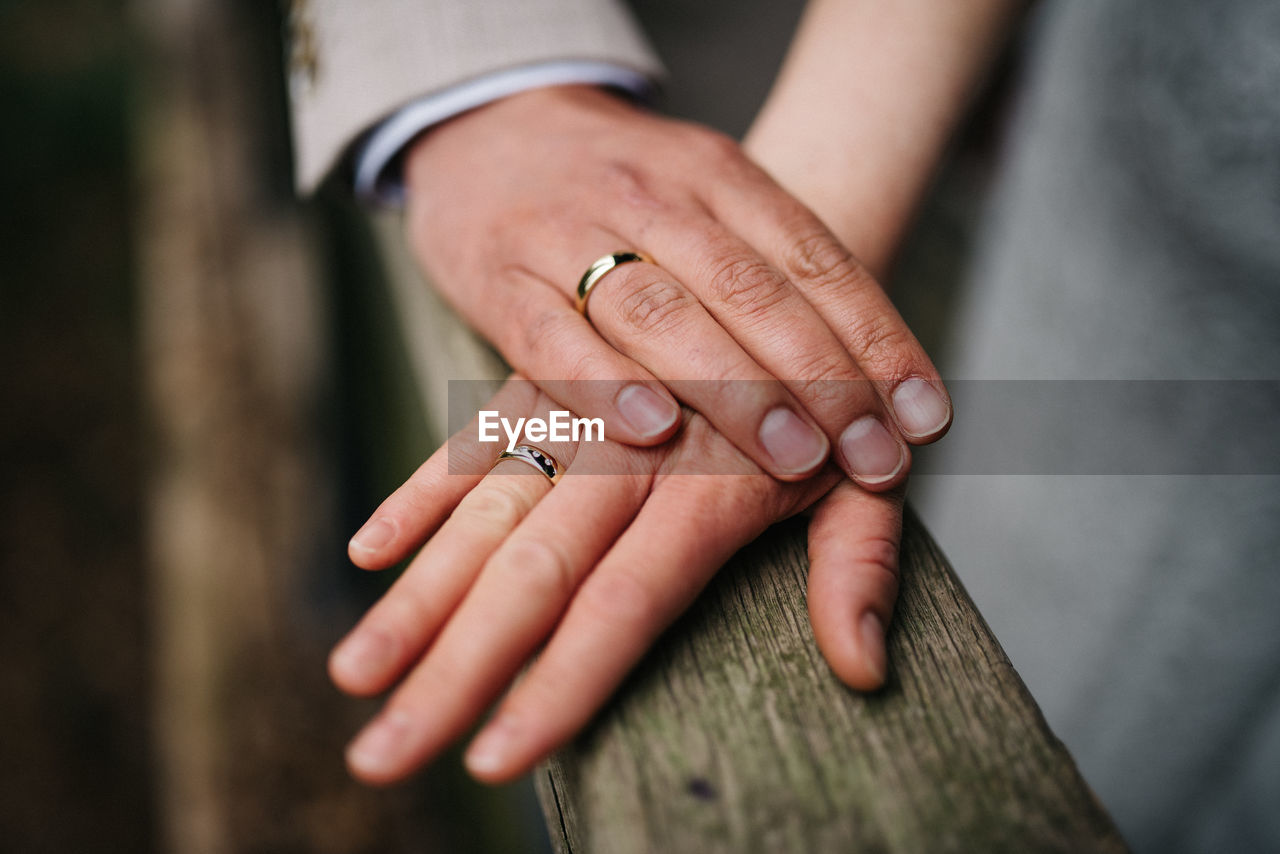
537,511,1124,853
138,0,1127,850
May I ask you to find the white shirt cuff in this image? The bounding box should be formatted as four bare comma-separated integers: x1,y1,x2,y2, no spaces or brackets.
352,60,655,207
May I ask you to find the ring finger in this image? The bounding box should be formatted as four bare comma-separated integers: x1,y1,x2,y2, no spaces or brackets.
343,441,654,784
329,391,577,698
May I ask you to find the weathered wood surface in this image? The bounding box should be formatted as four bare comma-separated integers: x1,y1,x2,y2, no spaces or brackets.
536,511,1126,854
372,229,1128,854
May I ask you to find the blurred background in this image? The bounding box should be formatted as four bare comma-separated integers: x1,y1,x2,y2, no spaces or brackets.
0,0,985,851
0,0,548,849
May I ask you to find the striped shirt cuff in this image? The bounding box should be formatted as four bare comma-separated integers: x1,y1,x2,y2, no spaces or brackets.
352,59,655,207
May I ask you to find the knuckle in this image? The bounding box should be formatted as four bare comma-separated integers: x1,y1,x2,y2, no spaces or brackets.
789,366,866,410
601,159,661,207
686,125,741,161
378,590,430,639
497,537,577,601
610,275,692,335
854,534,904,584
455,481,530,530
676,124,754,182
811,532,902,592
783,229,862,290
781,343,862,386
846,314,914,371
705,255,790,317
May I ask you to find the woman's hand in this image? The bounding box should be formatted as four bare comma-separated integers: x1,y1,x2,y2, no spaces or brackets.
404,85,951,489
333,377,903,784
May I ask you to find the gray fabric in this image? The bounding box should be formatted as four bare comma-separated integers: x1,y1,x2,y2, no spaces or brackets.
287,0,662,192
915,1,1280,851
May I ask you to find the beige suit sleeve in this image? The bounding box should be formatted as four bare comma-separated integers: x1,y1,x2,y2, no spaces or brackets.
286,0,663,193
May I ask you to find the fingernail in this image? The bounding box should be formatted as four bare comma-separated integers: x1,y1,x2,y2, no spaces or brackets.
350,517,396,554
892,378,951,438
332,629,394,682
758,407,829,474
840,416,905,484
860,611,886,685
616,384,680,438
465,716,517,778
347,709,412,777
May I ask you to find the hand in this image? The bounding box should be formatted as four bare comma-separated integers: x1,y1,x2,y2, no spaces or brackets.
403,85,951,489
332,377,904,784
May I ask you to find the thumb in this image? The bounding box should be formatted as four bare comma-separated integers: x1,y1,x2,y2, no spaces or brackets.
806,480,905,691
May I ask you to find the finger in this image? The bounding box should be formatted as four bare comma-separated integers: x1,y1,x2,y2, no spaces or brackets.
582,258,836,481
346,377,539,570
436,257,683,446
330,451,556,697
460,471,802,782
700,162,953,443
343,456,652,785
499,218,839,482
806,479,904,692
331,388,577,696
620,206,911,488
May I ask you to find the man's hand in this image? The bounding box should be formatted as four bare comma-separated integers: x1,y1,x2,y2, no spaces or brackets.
332,377,902,784
403,85,951,489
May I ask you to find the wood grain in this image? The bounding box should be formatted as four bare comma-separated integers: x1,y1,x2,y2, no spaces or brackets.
532,509,1127,853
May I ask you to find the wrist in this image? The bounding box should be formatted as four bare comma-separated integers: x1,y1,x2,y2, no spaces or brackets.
405,85,640,194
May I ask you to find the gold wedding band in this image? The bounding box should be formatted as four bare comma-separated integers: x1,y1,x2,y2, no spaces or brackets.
576,251,652,318
493,444,562,484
